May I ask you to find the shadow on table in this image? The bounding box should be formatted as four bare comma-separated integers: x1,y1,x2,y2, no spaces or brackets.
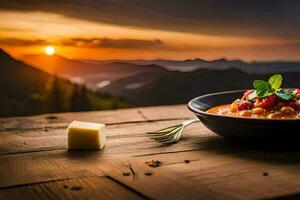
193,135,300,165
65,149,103,160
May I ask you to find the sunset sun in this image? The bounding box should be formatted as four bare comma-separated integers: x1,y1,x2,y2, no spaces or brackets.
44,46,55,56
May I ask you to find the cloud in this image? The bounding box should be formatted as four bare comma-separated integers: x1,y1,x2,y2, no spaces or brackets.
61,38,163,49
0,38,48,46
0,0,300,38
0,37,164,49
0,27,32,32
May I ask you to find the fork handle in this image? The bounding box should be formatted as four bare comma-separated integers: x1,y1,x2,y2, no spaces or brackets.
182,118,200,127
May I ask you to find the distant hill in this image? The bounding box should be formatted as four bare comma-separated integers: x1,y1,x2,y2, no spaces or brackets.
102,69,300,106
0,49,50,108
22,54,166,89
24,55,300,76
20,53,300,107
0,49,128,117
77,58,300,105
90,58,300,74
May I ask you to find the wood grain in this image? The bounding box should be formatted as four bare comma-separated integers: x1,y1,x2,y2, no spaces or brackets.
104,150,300,200
0,119,218,156
0,176,145,200
0,105,192,132
1,104,300,199
1,146,300,199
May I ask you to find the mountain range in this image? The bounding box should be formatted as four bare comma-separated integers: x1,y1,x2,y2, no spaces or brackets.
0,49,127,117
20,54,300,106
3,48,299,117
81,58,300,73
22,54,166,89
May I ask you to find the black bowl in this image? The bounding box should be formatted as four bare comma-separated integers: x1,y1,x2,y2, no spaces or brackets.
188,90,300,142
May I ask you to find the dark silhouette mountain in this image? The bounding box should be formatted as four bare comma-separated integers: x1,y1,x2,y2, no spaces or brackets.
0,49,128,117
22,54,166,82
19,53,300,107
101,68,300,106
124,58,208,71
120,58,300,73
23,54,162,74
22,54,167,92
0,49,50,104
22,54,300,87
79,58,300,73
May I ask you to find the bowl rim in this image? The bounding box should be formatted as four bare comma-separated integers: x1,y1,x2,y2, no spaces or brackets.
187,89,300,121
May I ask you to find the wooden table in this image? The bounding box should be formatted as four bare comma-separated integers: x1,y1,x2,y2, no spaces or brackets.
1,105,300,200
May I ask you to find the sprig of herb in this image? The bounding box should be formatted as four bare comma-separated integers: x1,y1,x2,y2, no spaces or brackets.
268,74,283,90
275,89,296,101
252,74,282,98
251,74,296,101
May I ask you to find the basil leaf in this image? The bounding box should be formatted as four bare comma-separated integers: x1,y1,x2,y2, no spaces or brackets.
252,74,284,99
268,74,282,90
275,90,295,101
253,80,273,98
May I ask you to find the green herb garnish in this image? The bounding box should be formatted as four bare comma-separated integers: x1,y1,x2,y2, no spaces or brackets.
252,74,296,101
275,89,296,101
253,80,273,98
253,74,282,98
268,74,283,90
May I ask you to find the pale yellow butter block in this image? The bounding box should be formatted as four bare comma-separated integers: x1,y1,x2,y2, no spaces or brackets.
67,121,106,150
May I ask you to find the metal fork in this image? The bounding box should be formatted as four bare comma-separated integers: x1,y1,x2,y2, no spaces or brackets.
147,118,200,144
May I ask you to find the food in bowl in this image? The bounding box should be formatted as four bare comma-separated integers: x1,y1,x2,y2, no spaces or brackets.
207,74,300,119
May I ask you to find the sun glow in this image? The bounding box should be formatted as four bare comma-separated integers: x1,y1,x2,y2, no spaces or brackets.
44,46,55,56
1,11,299,61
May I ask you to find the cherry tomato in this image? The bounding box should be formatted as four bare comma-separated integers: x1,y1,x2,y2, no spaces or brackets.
259,94,277,109
237,101,253,111
286,101,300,111
241,90,254,100
294,88,300,96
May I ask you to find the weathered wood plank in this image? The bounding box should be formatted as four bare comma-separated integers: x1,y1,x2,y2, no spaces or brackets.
0,176,145,200
0,105,192,131
104,150,300,200
0,126,230,189
0,119,218,156
0,137,250,190
1,105,300,199
103,160,226,200
0,150,232,200
0,152,99,190
1,143,300,200
0,108,144,131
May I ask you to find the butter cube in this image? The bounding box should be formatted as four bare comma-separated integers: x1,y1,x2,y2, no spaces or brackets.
67,121,106,150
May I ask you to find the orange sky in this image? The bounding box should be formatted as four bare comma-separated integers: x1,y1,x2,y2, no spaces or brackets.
0,10,300,61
